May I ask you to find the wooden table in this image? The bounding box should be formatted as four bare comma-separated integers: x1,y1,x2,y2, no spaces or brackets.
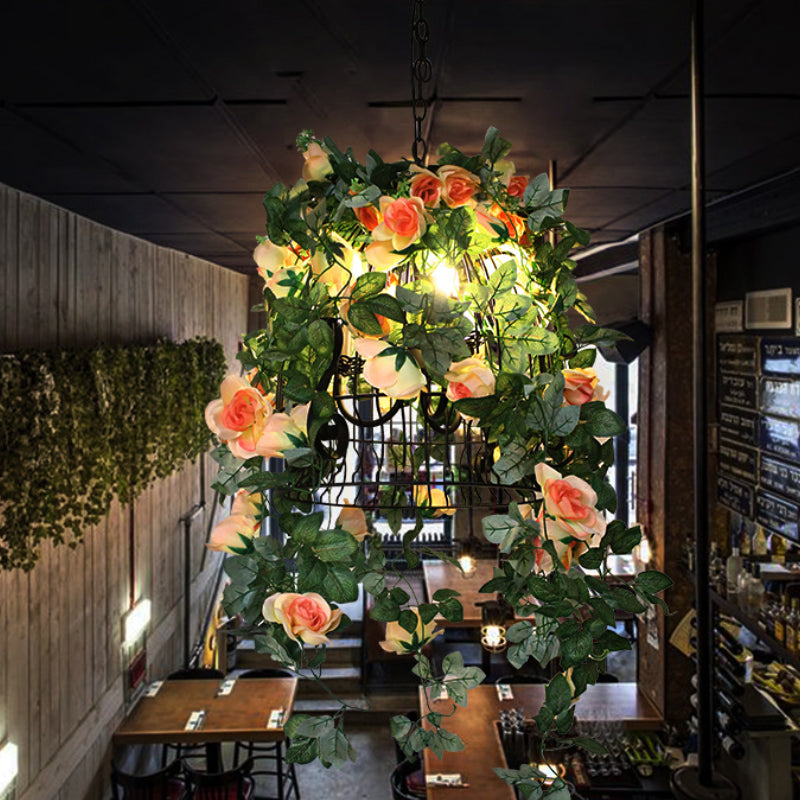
423,559,498,627
419,682,661,800
113,677,297,748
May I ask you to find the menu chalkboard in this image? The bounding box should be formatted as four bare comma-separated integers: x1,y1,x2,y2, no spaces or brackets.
719,408,759,447
718,335,759,374
718,442,757,481
760,415,800,464
761,377,800,420
717,474,755,518
716,328,800,536
761,338,800,376
718,374,758,410
760,455,800,504
756,490,800,544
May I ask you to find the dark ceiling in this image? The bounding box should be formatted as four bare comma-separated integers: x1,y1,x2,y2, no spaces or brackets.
1,0,798,272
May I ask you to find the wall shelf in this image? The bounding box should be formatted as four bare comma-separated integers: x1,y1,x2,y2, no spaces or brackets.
710,589,800,671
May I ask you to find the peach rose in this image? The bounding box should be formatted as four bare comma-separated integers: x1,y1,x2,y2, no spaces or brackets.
231,489,262,519
263,592,343,645
507,175,529,198
336,500,369,543
515,503,589,572
253,241,293,275
438,165,479,208
475,203,526,240
444,357,495,402
371,195,429,253
354,204,381,231
409,165,443,208
535,463,606,541
310,238,360,296
379,607,441,654
364,239,405,271
413,485,456,518
354,339,425,400
562,368,601,406
301,142,333,182
205,375,272,459
207,513,258,554
255,403,310,459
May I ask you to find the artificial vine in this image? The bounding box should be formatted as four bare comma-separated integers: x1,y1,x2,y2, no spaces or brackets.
0,337,226,570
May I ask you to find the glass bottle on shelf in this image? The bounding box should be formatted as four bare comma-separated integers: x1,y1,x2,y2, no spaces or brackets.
737,561,751,613
787,597,799,657
771,533,787,565
774,594,787,645
753,524,769,556
749,563,765,615
740,519,751,556
726,546,742,600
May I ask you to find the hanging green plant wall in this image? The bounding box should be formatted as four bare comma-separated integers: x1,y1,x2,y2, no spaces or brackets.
0,337,226,570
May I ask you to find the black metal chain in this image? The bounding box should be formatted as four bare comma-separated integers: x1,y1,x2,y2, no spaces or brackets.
411,0,432,165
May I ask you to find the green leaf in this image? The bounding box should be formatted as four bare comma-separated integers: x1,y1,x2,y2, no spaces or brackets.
608,586,647,614
636,570,673,595
363,293,406,322
551,404,580,437
398,608,419,634
583,406,626,437
418,603,439,624
578,547,604,570
285,736,319,764
432,588,460,601
545,674,572,715
561,629,593,668
569,348,596,368
313,529,358,562
482,126,512,164
370,596,401,622
609,524,642,555
319,727,357,768
572,736,608,755
351,271,386,302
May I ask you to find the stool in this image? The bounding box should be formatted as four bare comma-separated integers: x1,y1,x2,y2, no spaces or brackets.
232,669,300,800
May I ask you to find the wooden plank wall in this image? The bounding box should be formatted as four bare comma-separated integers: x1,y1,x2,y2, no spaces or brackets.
0,183,250,800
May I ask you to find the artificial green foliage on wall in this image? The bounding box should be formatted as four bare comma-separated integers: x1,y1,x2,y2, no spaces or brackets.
0,337,227,571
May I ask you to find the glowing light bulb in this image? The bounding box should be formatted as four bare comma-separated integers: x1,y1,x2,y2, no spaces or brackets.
483,625,504,647
458,554,476,575
431,262,460,296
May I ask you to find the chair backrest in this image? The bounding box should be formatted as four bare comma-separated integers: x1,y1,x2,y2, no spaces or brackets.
111,759,186,800
390,760,423,800
184,759,253,800
238,668,294,680
167,667,225,681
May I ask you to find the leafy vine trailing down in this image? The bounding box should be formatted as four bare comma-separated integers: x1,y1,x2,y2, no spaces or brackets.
0,337,226,571
206,127,671,797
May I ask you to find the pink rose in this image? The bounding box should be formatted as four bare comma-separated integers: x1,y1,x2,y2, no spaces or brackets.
207,513,258,554
517,503,588,572
562,368,600,406
354,339,425,400
205,375,272,459
438,165,479,208
413,485,456,518
336,501,369,543
409,165,443,208
301,142,333,182
444,357,495,402
263,592,343,645
535,463,606,541
379,607,441,654
255,404,310,459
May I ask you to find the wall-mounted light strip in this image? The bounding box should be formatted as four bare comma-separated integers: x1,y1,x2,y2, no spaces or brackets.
0,741,19,795
123,598,152,646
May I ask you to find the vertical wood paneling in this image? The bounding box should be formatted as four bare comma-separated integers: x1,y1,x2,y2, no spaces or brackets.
2,186,248,800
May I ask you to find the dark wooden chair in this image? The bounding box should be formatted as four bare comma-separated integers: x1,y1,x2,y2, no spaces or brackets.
231,669,299,800
111,758,187,800
184,758,255,800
